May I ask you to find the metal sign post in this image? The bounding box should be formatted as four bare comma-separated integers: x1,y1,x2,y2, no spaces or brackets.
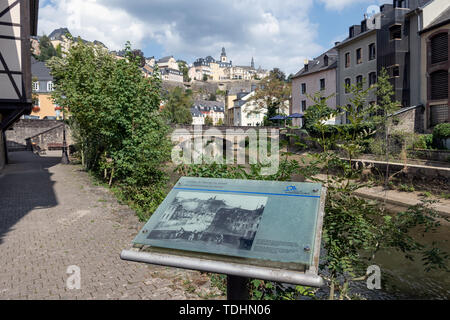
227,275,249,300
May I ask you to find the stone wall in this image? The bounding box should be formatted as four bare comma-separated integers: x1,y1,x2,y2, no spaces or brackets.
5,119,73,151
391,106,425,134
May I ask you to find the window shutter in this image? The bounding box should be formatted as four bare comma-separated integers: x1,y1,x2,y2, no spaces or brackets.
431,33,448,64
430,70,448,100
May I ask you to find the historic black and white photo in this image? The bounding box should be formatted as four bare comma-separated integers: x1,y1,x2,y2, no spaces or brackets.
148,192,267,250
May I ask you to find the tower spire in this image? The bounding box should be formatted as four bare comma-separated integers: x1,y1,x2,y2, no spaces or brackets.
251,57,255,69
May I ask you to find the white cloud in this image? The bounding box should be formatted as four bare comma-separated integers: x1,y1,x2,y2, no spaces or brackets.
38,0,329,74
317,0,384,11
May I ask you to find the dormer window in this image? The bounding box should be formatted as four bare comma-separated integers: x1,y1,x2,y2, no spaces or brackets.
361,20,367,33
349,26,355,38
324,55,329,67
47,81,54,92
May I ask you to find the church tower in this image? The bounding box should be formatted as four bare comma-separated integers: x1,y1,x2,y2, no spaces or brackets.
221,47,227,63
251,57,255,69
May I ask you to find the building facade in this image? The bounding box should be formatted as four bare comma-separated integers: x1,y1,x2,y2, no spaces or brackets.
336,13,381,121
157,56,183,83
190,100,225,125
29,57,60,119
334,0,449,130
419,6,449,129
292,48,338,126
0,0,39,169
232,91,289,126
189,48,269,82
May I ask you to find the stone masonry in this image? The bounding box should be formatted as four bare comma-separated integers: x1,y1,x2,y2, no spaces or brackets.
0,151,223,300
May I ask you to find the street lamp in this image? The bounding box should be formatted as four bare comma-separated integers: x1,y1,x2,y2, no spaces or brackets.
60,95,69,164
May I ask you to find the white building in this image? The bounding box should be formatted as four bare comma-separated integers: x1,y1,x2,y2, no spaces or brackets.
232,91,289,126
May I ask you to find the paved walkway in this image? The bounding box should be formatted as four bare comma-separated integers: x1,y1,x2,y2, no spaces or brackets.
0,151,222,300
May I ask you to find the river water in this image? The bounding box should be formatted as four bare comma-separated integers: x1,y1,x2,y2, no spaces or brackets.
312,216,450,300
370,221,450,299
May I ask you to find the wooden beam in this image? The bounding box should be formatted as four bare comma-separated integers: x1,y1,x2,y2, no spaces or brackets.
0,0,20,18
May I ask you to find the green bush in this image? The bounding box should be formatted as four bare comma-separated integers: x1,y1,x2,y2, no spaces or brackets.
433,123,450,149
433,123,450,139
413,134,433,150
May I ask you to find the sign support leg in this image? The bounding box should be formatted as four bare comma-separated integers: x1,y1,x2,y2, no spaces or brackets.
227,275,249,300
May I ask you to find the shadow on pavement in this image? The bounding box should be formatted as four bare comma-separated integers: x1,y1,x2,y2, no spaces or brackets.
0,151,60,245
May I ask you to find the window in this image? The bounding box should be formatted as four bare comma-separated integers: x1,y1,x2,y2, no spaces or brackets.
390,24,402,40
430,70,448,100
324,55,329,66
345,78,351,93
369,72,377,86
301,83,306,94
369,43,376,60
32,81,39,91
349,26,355,38
356,75,363,88
320,78,325,91
301,100,307,112
430,33,448,64
392,66,400,77
356,48,362,64
47,81,54,92
346,105,351,124
345,52,350,68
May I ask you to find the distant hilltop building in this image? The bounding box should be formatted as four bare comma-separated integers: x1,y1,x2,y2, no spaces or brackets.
189,48,269,82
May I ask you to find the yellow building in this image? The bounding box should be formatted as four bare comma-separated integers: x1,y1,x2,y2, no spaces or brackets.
29,57,60,120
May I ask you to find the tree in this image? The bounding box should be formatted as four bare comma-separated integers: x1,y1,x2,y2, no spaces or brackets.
204,115,213,126
270,68,286,82
48,40,171,188
37,35,58,61
177,60,191,82
161,86,193,125
203,74,208,82
248,71,291,122
298,75,448,299
208,93,217,101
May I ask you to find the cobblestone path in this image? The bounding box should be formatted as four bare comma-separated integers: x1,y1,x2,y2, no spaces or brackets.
0,151,222,300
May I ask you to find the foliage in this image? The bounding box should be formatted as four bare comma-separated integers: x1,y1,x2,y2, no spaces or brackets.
303,94,334,134
433,123,450,139
177,60,191,82
298,71,448,299
270,68,286,82
161,87,193,125
48,39,171,219
188,71,448,300
248,70,291,123
208,93,217,101
204,115,214,126
433,123,450,149
36,35,60,61
412,134,434,150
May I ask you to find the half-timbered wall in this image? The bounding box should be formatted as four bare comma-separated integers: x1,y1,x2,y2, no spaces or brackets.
0,0,37,130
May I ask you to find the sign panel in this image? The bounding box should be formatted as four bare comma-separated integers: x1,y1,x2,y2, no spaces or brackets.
133,177,324,267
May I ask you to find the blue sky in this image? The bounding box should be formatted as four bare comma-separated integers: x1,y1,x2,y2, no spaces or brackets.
37,0,384,74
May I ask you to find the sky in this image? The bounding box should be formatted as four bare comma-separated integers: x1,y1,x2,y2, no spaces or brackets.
37,0,386,75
